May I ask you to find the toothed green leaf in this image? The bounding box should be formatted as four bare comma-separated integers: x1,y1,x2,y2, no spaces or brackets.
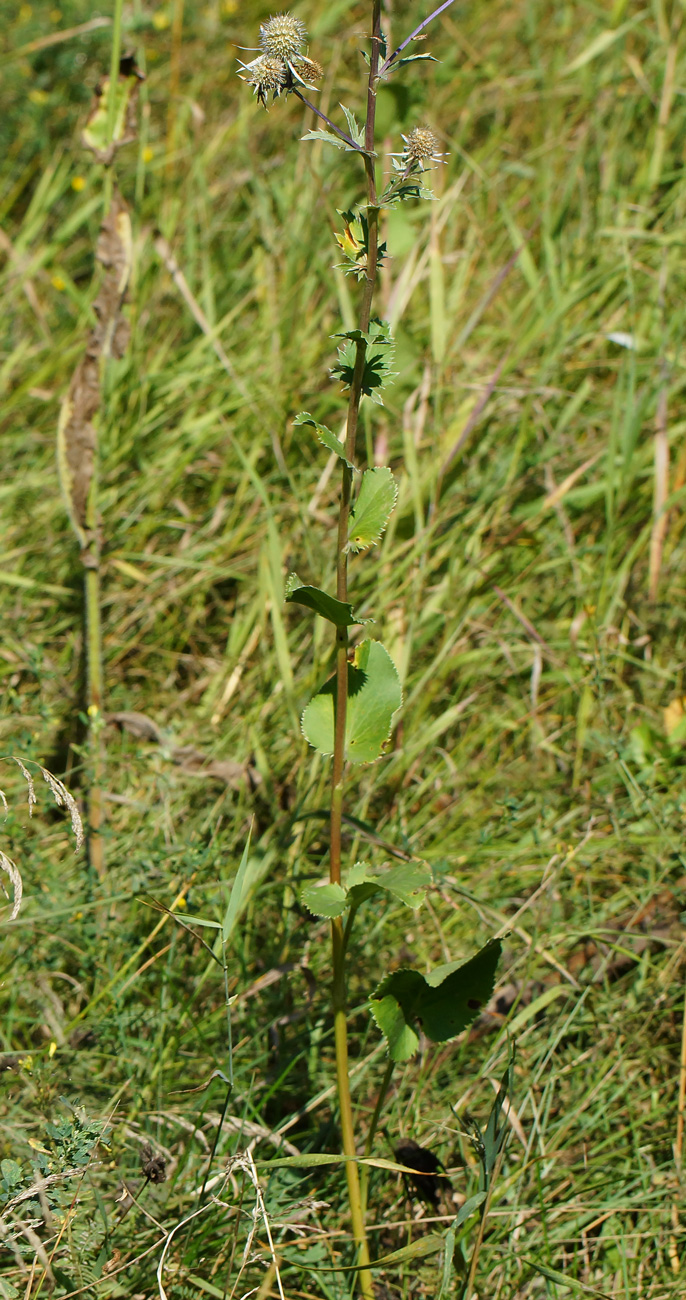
301,129,348,150
344,860,430,911
381,862,432,908
293,412,355,470
370,995,420,1062
348,468,398,552
285,574,371,627
301,639,402,764
340,104,365,145
300,881,347,918
370,939,503,1060
330,320,396,404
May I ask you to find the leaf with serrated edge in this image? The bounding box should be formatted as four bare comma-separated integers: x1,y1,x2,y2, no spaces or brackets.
346,861,430,909
348,468,398,552
285,574,370,627
347,861,373,888
370,994,419,1061
301,640,402,764
300,881,347,918
293,412,355,470
371,939,502,1057
301,129,347,149
381,862,431,908
345,861,379,907
340,104,364,144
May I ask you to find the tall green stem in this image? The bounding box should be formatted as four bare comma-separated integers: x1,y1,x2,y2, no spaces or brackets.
85,0,125,881
329,5,382,1296
84,525,105,882
103,0,124,214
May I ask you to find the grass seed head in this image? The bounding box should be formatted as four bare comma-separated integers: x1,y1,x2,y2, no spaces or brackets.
40,767,84,851
259,13,307,60
0,851,22,921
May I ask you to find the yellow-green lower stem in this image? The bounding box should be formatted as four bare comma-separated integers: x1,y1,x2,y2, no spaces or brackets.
332,915,374,1298
85,551,105,882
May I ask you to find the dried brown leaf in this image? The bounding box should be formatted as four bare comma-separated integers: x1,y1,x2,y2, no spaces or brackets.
57,192,132,547
82,55,144,164
108,711,164,743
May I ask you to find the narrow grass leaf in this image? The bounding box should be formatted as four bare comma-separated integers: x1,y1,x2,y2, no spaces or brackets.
520,1257,614,1297
221,827,252,947
563,17,644,74
292,1232,444,1272
177,914,222,930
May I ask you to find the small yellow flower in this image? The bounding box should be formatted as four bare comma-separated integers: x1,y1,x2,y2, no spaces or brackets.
51,274,66,291
142,145,154,163
19,4,33,20
221,0,237,13
29,88,49,105
153,10,170,30
71,175,86,191
50,7,62,20
48,1041,57,1058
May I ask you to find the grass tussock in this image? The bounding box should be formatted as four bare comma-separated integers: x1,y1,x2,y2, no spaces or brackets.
2,0,686,1296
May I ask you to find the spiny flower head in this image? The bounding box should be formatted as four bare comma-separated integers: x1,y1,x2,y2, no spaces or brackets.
399,127,447,170
260,12,307,60
238,54,287,108
291,55,324,85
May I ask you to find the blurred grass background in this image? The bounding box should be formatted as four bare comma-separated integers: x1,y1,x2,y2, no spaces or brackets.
2,0,686,1295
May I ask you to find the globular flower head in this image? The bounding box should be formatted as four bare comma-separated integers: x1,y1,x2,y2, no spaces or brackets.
238,54,287,108
399,126,447,170
260,12,307,60
291,55,324,85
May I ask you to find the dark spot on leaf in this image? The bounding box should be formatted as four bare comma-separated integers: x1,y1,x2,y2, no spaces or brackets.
468,998,481,1009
